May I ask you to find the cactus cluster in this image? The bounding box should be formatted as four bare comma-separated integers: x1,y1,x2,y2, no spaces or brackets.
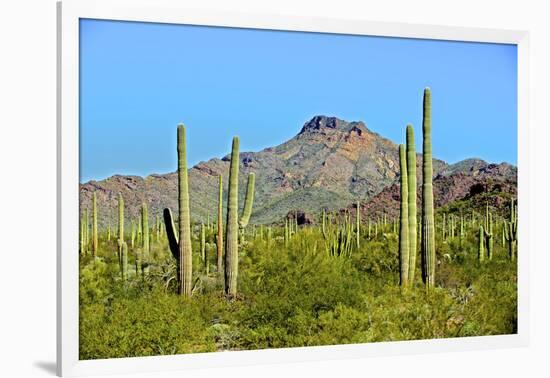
322,210,355,258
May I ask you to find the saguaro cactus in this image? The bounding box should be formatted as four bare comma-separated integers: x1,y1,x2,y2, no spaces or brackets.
420,87,436,289
80,214,85,254
83,208,89,255
131,220,135,248
141,202,149,275
225,137,240,296
478,225,485,262
406,124,417,283
121,241,128,281
398,144,410,287
484,202,494,260
356,201,361,249
117,193,124,265
92,192,98,257
200,222,209,274
163,124,193,296
217,175,224,274
118,193,124,242
503,198,518,261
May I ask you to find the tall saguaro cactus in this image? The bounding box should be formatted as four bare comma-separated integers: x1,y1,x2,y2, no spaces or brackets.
420,87,436,289
163,124,193,296
92,192,98,257
217,175,224,274
118,194,124,239
398,144,410,287
117,193,125,269
225,137,240,296
406,124,417,283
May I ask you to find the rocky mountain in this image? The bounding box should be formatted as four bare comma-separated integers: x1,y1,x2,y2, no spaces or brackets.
350,170,517,224
79,115,517,228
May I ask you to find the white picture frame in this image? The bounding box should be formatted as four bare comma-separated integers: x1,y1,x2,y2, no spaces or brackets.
57,0,530,376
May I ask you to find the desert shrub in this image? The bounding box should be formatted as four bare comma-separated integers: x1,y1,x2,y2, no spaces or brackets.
79,221,517,359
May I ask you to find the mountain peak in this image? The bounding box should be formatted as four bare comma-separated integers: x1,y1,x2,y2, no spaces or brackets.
299,115,368,135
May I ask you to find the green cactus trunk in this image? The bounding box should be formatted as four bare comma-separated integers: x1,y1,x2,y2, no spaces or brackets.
478,225,485,262
121,241,128,281
176,124,193,296
398,144,410,287
80,214,85,254
225,137,240,297
92,192,98,258
131,220,135,248
201,223,206,261
217,175,224,274
141,202,149,276
284,219,289,247
442,213,446,240
406,124,417,283
84,208,90,255
484,203,494,260
117,193,125,269
420,88,436,289
503,199,518,261
356,201,361,249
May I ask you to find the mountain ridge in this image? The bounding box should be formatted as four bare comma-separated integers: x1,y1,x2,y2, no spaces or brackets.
79,115,517,228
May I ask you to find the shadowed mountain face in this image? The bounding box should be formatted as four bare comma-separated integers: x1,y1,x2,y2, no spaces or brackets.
79,116,517,227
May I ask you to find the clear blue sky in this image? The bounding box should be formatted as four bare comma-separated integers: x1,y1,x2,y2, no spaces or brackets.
80,19,517,183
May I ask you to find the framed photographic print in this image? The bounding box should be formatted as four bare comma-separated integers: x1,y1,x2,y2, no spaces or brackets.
57,0,529,376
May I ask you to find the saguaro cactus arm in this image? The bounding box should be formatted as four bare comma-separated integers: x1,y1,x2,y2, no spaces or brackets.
239,173,255,229
163,208,180,263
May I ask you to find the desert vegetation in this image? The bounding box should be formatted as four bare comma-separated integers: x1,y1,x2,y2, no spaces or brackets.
79,88,517,359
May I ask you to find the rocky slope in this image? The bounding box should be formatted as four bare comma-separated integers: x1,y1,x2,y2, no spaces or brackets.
79,115,517,227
